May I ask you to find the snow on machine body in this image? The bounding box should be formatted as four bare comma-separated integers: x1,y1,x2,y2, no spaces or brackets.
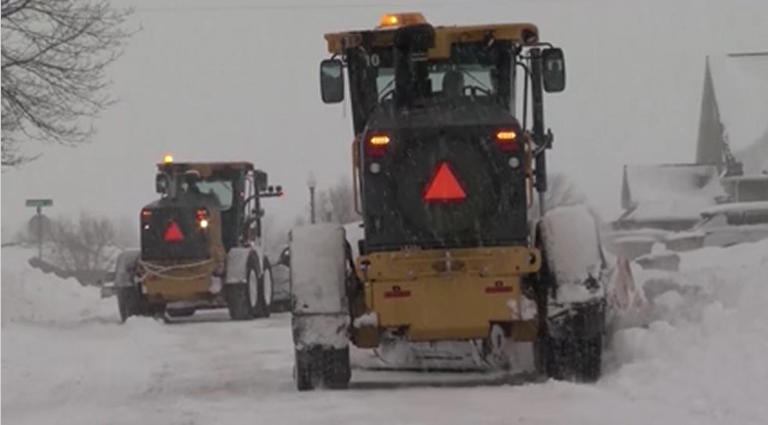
113,158,282,321
290,13,609,389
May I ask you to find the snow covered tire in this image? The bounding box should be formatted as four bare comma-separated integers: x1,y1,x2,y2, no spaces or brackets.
294,346,351,391
117,287,145,322
536,302,605,382
226,255,262,320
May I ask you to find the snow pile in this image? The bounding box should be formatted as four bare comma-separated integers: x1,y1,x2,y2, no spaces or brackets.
1,247,115,324
606,239,768,424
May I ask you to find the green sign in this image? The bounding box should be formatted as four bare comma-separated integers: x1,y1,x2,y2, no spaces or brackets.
25,199,53,207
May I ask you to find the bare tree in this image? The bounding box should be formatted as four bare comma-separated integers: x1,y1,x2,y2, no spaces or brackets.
49,213,117,273
316,178,361,224
1,0,131,167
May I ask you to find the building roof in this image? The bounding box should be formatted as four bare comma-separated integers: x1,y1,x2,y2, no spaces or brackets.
619,163,726,223
697,52,768,174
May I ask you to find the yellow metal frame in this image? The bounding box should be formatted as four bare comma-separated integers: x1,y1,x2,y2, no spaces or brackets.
325,21,539,59
354,246,540,344
141,261,216,303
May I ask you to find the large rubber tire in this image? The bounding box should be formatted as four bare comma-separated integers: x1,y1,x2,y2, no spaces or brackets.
270,299,292,313
254,260,272,318
546,334,602,383
294,346,351,391
226,257,259,320
535,303,604,383
117,287,143,323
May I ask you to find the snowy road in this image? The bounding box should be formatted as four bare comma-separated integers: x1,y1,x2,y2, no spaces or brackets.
2,244,767,425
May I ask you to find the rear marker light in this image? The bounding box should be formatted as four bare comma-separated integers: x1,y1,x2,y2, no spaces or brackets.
494,129,518,152
369,135,390,145
485,280,514,293
366,133,390,156
384,286,411,298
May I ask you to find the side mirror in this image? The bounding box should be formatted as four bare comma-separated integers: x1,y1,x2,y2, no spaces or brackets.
155,173,169,194
320,59,344,103
253,170,268,191
542,48,566,93
279,247,290,266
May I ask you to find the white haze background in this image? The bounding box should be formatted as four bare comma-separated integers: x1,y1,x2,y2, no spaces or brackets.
2,0,767,237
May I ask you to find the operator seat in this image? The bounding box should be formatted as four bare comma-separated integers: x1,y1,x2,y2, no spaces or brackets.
442,69,464,99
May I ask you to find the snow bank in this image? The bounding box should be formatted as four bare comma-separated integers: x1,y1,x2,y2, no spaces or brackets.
607,239,768,424
1,247,116,324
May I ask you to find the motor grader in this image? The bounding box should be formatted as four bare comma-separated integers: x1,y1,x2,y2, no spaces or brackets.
290,13,608,390
113,158,282,321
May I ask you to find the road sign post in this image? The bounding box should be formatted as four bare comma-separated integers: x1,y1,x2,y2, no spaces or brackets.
25,199,53,260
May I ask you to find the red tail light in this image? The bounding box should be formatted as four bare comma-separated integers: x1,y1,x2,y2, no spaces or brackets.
423,162,467,203
366,132,390,157
140,209,152,230
195,208,209,229
494,129,518,152
163,221,184,242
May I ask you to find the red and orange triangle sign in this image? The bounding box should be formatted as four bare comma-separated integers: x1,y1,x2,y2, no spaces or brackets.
163,221,184,242
423,162,467,202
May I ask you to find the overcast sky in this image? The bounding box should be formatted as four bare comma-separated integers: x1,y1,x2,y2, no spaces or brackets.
3,0,767,241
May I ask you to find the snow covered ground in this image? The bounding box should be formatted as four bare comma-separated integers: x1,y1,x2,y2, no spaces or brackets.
2,242,767,425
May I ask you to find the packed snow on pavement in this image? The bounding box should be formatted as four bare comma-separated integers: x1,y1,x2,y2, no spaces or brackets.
2,241,767,425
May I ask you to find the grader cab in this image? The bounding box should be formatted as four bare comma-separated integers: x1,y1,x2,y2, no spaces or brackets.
290,13,607,390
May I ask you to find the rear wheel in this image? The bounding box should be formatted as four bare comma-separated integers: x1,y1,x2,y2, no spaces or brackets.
226,257,259,320
117,287,143,322
254,261,272,318
535,308,603,383
533,206,606,382
294,346,351,391
545,332,602,382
